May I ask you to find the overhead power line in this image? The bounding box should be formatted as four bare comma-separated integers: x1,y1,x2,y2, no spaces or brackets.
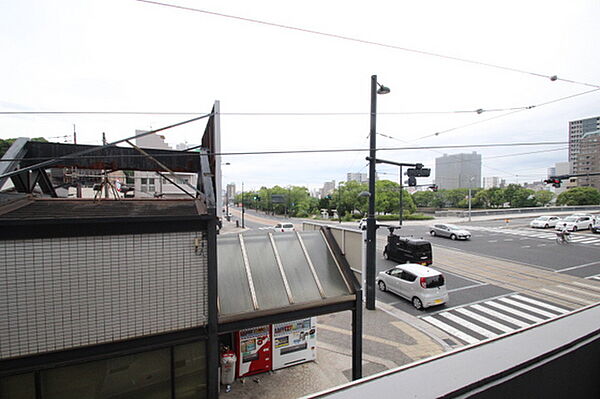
134,0,600,89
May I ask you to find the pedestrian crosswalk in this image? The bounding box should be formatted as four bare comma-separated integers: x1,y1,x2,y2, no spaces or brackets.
463,225,600,246
420,293,573,345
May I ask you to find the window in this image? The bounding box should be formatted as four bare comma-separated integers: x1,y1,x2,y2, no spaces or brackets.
389,269,402,278
174,342,207,399
0,372,35,399
401,271,417,282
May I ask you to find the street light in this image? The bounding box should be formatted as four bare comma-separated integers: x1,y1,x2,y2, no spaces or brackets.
366,75,390,311
468,176,475,222
241,182,245,228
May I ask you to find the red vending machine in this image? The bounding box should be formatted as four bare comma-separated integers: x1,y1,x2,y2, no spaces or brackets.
235,325,272,378
272,317,317,370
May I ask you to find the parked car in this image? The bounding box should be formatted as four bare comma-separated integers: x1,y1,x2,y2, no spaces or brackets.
555,215,594,232
376,263,449,310
273,223,295,232
529,215,561,229
383,232,432,266
591,222,600,234
429,224,471,240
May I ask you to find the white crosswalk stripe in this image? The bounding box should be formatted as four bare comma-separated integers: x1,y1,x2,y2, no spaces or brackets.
419,294,569,345
459,225,600,246
588,275,600,281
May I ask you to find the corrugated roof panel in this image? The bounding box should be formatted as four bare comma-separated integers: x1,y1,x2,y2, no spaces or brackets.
298,231,350,298
243,234,290,310
217,235,254,315
272,233,322,304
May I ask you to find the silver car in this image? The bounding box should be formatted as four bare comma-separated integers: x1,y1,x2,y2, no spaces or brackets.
429,224,471,240
376,263,448,309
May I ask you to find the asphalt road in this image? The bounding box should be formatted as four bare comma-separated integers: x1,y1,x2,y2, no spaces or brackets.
386,221,600,280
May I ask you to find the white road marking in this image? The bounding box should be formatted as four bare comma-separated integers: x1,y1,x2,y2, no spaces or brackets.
556,284,600,298
555,261,600,273
571,281,600,291
454,308,514,333
511,295,569,314
496,297,559,318
503,239,514,241
521,245,531,248
537,244,547,247
488,240,498,243
471,304,530,328
539,288,594,304
422,316,479,345
439,312,498,339
586,275,600,281
485,301,544,322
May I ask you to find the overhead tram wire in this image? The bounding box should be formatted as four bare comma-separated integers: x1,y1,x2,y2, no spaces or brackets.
134,0,600,89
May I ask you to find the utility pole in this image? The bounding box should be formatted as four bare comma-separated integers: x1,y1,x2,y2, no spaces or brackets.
399,165,403,226
366,76,377,311
241,182,245,228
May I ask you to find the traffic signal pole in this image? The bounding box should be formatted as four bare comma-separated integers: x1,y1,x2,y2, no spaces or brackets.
399,165,403,226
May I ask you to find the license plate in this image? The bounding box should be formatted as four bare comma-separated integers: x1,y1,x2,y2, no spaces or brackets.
434,299,443,304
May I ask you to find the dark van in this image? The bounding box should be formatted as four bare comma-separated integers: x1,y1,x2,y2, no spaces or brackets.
383,233,433,266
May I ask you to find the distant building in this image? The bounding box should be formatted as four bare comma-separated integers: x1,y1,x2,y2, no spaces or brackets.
523,181,546,191
134,130,197,198
347,172,368,183
435,152,482,190
573,130,600,190
483,176,502,189
569,116,600,165
320,180,336,198
226,183,236,202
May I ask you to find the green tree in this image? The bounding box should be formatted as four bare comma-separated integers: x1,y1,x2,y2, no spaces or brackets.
412,191,435,207
510,187,536,207
0,137,48,158
556,187,600,205
534,190,554,206
488,187,505,208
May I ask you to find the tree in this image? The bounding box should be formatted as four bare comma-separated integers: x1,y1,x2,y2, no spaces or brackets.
510,187,536,208
556,187,600,206
488,187,505,208
412,191,435,207
534,190,554,206
0,137,48,158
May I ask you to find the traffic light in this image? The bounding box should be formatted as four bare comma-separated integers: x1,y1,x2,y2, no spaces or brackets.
406,163,431,177
407,177,417,186
429,184,438,192
544,178,561,188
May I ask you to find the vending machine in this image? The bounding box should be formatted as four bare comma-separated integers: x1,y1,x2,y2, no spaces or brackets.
271,317,317,370
235,325,272,378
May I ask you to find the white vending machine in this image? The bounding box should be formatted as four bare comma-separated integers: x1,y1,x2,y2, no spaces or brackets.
271,317,317,370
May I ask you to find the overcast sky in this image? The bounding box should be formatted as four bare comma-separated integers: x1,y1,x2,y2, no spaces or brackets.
2,0,599,191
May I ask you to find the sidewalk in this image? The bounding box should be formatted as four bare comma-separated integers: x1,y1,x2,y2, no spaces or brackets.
219,303,448,399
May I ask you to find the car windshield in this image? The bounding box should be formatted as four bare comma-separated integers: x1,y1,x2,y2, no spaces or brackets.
445,224,460,230
282,224,293,228
564,217,578,222
536,216,550,221
425,274,445,288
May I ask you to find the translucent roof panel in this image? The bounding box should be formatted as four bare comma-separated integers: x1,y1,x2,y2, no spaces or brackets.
217,235,253,315
242,233,290,310
298,231,350,298
271,233,322,304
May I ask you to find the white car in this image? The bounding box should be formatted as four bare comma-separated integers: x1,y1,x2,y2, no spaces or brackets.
529,216,561,229
555,215,594,232
376,263,448,310
273,222,295,232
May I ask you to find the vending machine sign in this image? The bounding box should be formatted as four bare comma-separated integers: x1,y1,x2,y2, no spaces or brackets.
272,317,317,370
235,325,272,377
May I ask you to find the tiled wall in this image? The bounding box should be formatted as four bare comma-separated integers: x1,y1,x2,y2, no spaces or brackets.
0,231,208,360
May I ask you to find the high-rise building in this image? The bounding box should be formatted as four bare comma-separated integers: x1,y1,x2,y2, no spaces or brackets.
573,130,600,190
226,183,236,203
569,116,600,165
320,180,336,198
435,152,482,190
483,176,501,189
347,172,368,183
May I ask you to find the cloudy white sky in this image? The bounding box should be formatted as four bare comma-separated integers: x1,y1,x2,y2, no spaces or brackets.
2,0,599,191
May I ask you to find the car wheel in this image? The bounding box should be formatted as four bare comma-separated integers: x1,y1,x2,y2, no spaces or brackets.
544,224,549,229
430,230,436,236
378,281,386,292
573,226,577,232
383,251,389,260
412,297,423,310
450,234,457,240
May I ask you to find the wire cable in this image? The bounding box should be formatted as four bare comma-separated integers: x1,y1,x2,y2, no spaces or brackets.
134,0,600,89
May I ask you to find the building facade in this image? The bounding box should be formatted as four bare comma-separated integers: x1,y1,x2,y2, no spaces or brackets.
435,152,482,190
347,173,368,184
483,176,504,189
573,130,600,190
569,116,600,165
320,180,336,198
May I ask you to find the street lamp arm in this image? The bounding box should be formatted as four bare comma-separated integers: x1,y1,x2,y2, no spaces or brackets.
365,157,418,168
